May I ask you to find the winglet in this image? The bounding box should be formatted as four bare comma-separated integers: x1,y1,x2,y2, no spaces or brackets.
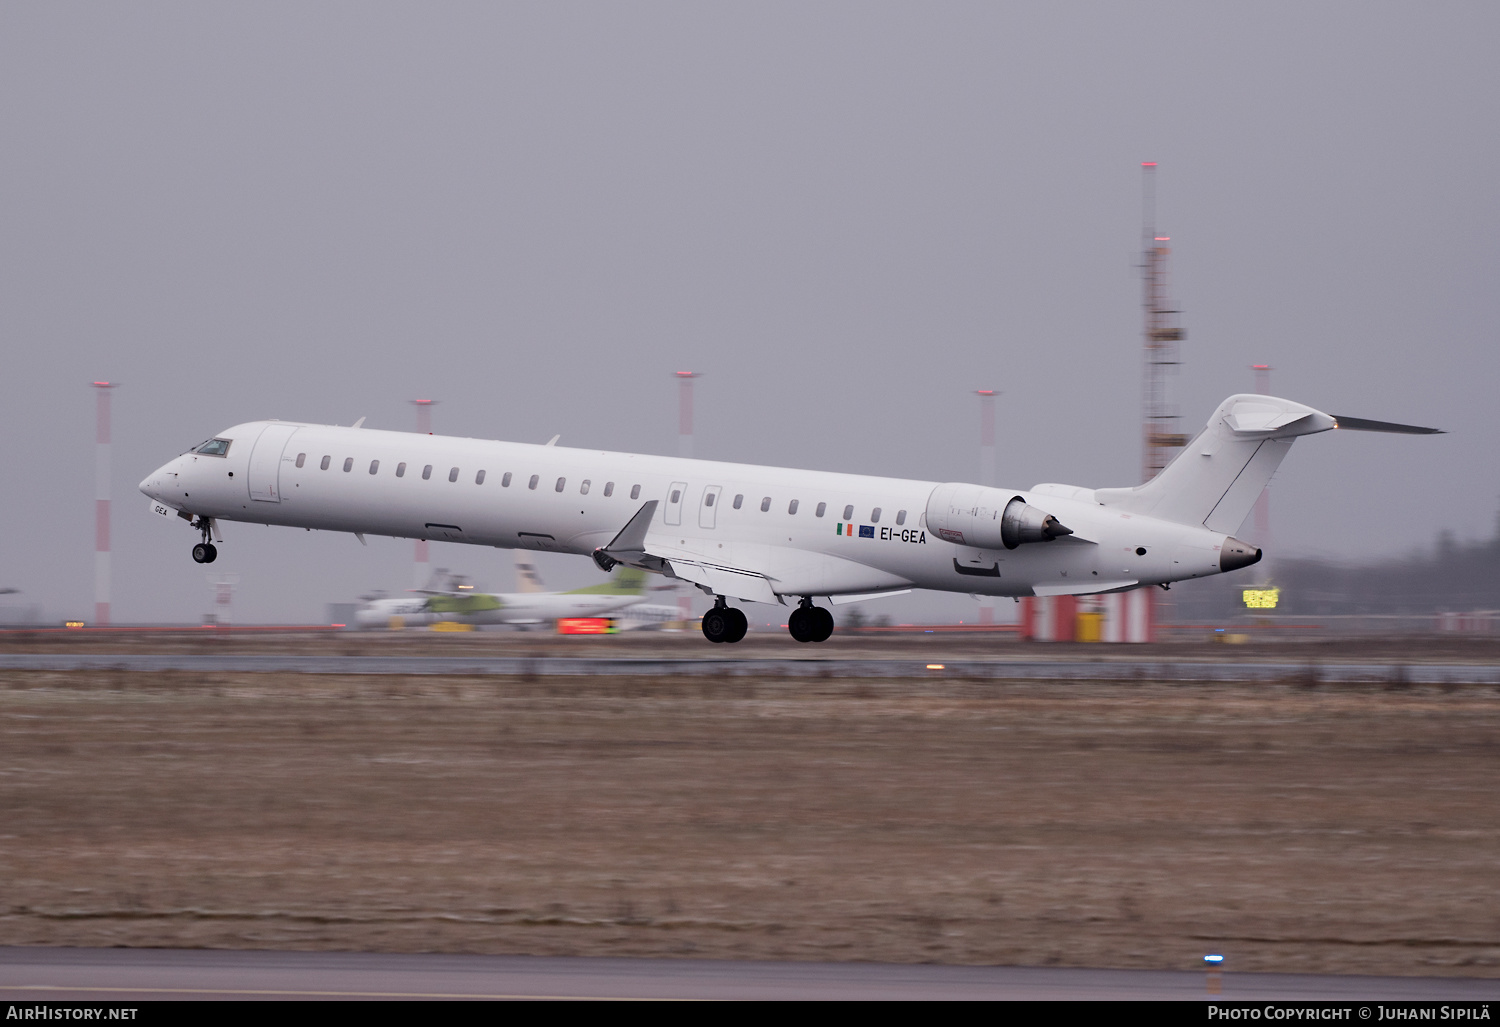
352,417,366,429
545,434,560,447
601,501,658,557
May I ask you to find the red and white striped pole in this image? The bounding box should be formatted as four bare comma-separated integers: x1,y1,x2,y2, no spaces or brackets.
975,390,998,487
675,372,700,459
674,373,701,626
976,390,998,626
411,399,436,588
92,382,117,625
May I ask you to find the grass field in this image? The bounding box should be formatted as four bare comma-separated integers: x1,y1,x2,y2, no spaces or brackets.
2,662,1497,976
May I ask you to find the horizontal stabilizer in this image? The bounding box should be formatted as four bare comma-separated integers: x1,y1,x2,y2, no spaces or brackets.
1333,415,1444,435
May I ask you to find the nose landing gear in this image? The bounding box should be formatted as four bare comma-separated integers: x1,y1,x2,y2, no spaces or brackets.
190,517,218,564
787,598,834,643
701,597,748,644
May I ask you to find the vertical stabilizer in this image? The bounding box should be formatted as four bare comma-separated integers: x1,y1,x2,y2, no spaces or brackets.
1096,395,1336,533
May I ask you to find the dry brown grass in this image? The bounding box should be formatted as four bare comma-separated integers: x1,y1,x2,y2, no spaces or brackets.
2,667,1498,976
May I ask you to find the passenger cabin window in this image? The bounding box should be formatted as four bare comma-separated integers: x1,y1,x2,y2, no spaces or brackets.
630,485,641,500
842,504,854,520
603,482,614,497
295,453,306,468
580,479,590,495
704,492,714,507
475,470,486,485
369,460,379,475
815,502,826,518
501,472,512,487
871,507,881,523
320,456,331,471
529,475,539,490
555,477,566,492
196,439,231,457
760,497,771,512
896,509,907,525
733,494,743,509
449,467,460,483
396,462,406,478
422,465,433,480
343,458,353,473
788,499,799,514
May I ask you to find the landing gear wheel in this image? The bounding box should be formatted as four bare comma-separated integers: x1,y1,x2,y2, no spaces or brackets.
788,603,833,643
701,607,731,643
192,542,218,564
723,607,748,643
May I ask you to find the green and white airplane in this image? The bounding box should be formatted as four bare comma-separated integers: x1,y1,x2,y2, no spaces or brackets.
355,559,656,628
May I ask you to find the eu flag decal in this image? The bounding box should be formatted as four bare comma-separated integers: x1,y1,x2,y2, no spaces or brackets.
858,525,875,538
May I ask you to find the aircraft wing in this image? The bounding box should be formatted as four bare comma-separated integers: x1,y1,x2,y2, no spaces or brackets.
651,539,911,605
1033,580,1138,597
600,501,912,604
661,557,781,605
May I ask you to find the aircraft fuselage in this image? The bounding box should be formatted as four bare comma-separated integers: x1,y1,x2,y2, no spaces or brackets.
140,420,1239,601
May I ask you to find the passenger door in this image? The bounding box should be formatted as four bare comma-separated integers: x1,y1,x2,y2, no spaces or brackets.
664,481,688,527
247,423,300,503
698,485,723,530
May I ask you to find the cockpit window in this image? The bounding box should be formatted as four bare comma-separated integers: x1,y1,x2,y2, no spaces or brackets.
196,439,231,457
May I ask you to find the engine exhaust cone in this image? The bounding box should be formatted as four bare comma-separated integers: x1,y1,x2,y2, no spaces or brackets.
1220,538,1262,573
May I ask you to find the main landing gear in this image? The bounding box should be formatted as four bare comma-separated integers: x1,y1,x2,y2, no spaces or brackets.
701,598,748,644
788,598,834,643
190,516,218,564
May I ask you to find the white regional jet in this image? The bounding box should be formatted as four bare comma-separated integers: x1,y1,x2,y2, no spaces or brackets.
141,395,1439,644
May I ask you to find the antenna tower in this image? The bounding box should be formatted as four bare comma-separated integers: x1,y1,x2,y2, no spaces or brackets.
1140,163,1188,481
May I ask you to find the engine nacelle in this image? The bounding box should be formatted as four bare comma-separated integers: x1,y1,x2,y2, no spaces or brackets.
925,483,1074,551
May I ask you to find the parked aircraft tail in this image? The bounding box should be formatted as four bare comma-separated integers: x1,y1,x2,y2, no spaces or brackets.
566,566,647,597
513,552,546,593
1094,395,1440,533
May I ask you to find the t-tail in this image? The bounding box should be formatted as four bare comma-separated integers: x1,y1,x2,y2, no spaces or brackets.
1095,394,1441,539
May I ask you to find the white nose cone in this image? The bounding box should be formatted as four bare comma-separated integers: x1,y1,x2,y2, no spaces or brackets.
139,460,178,501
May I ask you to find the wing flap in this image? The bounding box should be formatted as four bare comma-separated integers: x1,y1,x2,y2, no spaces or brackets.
1033,579,1137,597
667,559,780,605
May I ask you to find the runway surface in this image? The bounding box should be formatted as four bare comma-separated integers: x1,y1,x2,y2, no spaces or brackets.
4,653,1500,682
2,948,1498,1001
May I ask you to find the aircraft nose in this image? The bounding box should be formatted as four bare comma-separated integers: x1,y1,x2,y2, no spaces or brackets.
139,458,180,499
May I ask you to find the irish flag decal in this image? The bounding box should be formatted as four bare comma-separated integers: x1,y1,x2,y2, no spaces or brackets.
836,523,854,537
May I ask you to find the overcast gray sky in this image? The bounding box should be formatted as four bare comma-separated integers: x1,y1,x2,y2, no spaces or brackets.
2,2,1495,624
